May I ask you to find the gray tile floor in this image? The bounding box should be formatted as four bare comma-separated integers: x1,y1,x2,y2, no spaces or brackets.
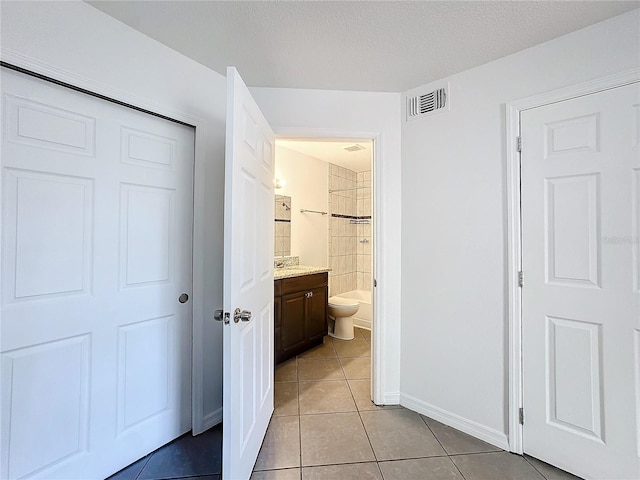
252,328,581,480
109,327,581,480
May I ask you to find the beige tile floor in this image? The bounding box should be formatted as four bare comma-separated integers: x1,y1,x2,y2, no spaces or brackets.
252,328,581,480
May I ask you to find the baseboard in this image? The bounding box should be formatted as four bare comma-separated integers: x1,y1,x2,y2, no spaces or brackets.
353,318,371,330
383,392,400,405
400,393,510,451
202,407,223,431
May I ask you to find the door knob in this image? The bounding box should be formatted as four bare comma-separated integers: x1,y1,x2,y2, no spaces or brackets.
178,293,189,303
234,308,252,323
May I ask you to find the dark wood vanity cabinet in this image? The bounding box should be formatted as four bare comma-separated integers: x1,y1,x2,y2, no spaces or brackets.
274,272,328,364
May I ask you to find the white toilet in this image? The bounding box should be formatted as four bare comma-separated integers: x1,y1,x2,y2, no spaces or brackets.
328,296,360,340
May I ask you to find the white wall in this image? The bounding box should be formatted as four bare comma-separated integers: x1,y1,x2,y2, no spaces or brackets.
400,9,640,447
0,1,227,431
275,146,329,267
251,87,402,403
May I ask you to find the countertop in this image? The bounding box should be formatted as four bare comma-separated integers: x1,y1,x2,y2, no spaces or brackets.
274,265,331,280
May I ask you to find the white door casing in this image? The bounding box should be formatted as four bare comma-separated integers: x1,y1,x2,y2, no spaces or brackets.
0,68,194,479
521,82,640,479
222,67,275,480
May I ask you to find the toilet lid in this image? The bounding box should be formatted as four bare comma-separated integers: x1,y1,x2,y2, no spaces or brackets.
328,296,359,307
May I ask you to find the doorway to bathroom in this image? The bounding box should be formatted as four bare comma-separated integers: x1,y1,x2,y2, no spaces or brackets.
273,137,376,390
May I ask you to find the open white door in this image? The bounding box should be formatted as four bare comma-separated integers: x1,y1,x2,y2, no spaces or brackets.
221,67,275,480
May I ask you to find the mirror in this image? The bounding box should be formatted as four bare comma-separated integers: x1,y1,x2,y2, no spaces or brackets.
274,195,291,256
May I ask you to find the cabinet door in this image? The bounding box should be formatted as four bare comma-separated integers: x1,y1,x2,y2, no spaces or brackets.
281,292,306,354
274,296,282,363
306,286,328,343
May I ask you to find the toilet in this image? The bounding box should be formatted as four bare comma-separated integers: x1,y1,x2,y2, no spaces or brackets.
327,296,360,340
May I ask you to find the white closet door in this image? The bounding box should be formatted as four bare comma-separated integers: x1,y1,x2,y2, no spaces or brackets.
1,68,194,479
521,82,640,480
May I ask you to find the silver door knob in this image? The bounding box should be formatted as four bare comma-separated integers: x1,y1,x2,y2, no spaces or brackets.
234,308,252,323
178,293,189,303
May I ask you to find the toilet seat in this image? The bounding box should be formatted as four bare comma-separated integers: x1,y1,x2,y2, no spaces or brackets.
328,296,359,308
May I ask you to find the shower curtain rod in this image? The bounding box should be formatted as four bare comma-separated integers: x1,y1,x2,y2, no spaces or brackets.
300,209,327,215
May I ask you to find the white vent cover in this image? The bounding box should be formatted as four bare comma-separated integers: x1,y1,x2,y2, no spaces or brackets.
406,85,449,121
344,144,365,152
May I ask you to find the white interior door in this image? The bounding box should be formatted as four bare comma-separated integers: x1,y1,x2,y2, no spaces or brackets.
0,68,194,479
222,67,275,480
521,82,640,480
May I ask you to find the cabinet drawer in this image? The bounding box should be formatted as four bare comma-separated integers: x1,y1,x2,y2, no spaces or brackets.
281,272,327,295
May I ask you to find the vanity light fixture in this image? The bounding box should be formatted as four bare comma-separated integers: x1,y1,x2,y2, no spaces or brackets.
274,177,286,189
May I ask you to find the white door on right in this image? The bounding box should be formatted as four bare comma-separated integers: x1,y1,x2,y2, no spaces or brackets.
521,82,640,480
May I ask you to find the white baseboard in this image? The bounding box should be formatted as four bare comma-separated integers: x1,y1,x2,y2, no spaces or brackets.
353,318,371,330
202,407,223,431
383,392,400,405
400,393,510,451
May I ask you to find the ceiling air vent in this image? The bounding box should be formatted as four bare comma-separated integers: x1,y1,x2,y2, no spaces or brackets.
344,144,365,152
406,85,449,121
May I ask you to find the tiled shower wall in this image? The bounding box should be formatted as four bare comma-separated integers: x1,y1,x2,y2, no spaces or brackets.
356,170,372,291
274,194,291,257
328,164,372,296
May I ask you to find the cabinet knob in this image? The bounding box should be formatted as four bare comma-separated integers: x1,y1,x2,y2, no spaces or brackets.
305,291,313,298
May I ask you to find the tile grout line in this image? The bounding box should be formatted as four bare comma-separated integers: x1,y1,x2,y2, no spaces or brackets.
299,338,344,476
344,344,384,480
447,450,506,457
523,455,552,480
420,414,468,480
376,454,452,463
273,330,377,478
323,332,378,473
296,355,303,480
353,380,380,469
132,454,152,480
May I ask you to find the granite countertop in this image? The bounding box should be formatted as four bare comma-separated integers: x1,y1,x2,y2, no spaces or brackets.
274,265,331,280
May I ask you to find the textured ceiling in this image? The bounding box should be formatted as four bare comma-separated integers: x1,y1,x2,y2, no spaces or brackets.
87,1,639,92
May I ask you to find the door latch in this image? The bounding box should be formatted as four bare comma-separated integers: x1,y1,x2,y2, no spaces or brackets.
214,309,230,325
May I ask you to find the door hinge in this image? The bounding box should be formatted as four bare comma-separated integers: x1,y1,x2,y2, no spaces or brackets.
373,279,377,287
519,407,524,425
518,271,523,288
516,136,522,152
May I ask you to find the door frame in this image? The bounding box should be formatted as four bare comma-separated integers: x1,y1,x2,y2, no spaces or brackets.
505,67,640,454
0,50,211,434
272,126,385,405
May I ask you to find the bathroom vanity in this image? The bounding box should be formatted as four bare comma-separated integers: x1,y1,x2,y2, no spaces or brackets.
273,197,330,363
274,269,329,364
